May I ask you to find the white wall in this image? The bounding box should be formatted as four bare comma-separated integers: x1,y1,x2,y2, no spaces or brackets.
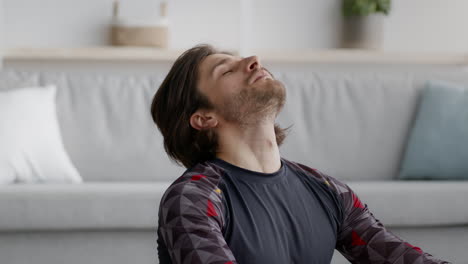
0,0,4,67
3,0,468,53
384,0,468,53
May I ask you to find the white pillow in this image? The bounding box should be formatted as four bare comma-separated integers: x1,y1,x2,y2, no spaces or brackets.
0,85,83,184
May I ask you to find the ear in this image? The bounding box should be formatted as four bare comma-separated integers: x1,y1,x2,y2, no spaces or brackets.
190,110,218,131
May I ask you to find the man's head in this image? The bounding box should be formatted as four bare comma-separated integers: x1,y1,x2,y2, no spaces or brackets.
193,46,287,128
151,44,289,168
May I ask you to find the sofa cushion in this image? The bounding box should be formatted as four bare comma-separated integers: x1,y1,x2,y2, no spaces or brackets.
276,71,468,181
0,181,466,231
0,69,187,183
399,80,468,180
0,70,40,91
0,86,82,184
41,72,186,182
276,72,422,181
0,182,171,231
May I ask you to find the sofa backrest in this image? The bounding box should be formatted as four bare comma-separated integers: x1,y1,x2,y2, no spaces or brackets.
0,70,186,182
275,70,468,181
2,68,468,182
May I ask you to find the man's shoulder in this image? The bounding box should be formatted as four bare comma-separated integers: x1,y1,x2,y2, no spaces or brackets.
159,160,226,205
283,157,349,194
282,157,326,179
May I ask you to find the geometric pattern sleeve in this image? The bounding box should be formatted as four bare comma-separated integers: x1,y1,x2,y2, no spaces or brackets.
157,171,238,264
295,163,453,264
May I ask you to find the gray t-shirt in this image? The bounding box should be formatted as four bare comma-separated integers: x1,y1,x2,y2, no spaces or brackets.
156,157,450,264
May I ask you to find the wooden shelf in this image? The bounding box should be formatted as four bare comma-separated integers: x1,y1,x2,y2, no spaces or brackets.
4,47,468,65
5,47,183,62
255,49,468,65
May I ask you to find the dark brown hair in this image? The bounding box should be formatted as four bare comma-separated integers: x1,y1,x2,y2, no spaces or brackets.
150,44,290,169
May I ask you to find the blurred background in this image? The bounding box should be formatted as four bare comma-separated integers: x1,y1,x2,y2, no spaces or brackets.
0,1,467,264
2,0,468,52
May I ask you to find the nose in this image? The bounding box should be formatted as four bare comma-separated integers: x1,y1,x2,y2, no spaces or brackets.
244,55,262,72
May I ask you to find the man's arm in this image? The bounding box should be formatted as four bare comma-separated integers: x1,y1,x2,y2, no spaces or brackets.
296,163,452,264
157,173,237,264
326,172,451,264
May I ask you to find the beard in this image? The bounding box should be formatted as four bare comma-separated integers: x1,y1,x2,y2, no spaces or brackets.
216,78,286,127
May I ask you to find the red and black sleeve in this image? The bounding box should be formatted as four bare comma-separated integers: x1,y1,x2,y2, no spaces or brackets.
297,163,452,264
157,172,237,264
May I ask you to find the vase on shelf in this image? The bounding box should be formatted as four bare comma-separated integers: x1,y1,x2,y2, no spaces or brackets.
109,0,169,48
340,13,384,50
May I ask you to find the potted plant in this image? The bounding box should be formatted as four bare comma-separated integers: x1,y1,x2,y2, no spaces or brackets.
340,0,391,50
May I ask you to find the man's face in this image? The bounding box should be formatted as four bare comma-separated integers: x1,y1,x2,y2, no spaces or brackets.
196,53,286,127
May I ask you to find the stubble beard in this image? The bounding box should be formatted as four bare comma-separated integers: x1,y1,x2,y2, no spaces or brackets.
217,79,286,128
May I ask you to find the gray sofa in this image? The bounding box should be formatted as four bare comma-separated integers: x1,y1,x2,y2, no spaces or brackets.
0,68,466,264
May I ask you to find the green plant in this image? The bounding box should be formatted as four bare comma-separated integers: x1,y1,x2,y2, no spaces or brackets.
342,0,391,17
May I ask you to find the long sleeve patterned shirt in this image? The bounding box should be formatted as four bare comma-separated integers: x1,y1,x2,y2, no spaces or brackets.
156,157,452,264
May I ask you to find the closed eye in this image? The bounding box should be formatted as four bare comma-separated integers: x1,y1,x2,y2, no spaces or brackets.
222,70,232,76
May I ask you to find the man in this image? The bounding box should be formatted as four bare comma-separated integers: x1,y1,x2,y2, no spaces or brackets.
150,44,451,264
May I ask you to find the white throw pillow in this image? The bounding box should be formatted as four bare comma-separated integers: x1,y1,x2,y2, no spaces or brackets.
0,85,83,184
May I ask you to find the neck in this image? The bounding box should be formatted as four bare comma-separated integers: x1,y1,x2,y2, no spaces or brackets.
215,119,281,174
